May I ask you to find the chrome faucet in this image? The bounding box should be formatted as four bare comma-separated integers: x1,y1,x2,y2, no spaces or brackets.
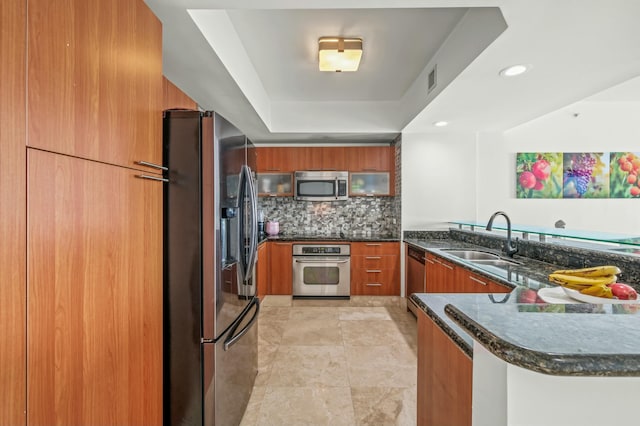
486,211,518,257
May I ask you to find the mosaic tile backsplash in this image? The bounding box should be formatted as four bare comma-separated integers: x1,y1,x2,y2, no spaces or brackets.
258,196,400,236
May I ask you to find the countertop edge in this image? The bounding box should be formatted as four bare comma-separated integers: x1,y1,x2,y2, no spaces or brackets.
444,304,640,377
410,294,473,359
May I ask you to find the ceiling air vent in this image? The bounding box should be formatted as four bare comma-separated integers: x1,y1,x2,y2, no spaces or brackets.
428,65,437,93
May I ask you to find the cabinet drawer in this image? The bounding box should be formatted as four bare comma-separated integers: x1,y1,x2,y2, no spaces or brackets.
351,268,399,296
350,242,399,256
350,254,398,269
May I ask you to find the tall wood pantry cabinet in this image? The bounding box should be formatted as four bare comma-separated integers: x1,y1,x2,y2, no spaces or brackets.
1,0,164,424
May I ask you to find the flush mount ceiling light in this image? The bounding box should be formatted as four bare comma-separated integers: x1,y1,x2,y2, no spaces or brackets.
433,121,449,127
318,37,363,72
499,64,530,77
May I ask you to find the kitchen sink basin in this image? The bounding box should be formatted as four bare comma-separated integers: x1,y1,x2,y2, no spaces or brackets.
441,249,501,260
470,259,522,267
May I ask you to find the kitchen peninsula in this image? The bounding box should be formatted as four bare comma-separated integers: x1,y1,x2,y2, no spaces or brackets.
406,229,640,426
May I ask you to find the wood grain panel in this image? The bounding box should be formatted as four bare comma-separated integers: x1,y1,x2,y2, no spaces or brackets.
27,149,162,426
417,310,472,426
163,76,198,110
27,0,162,169
350,241,400,256
269,242,293,295
0,0,26,424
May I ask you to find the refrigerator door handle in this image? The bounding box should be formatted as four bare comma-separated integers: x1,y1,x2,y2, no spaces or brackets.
236,167,248,284
244,166,259,282
223,297,260,351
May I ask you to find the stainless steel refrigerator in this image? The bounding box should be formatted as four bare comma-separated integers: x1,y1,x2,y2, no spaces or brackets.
163,110,260,426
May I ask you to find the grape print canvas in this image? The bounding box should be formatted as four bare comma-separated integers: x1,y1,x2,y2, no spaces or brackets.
516,153,563,198
562,153,610,198
610,152,640,198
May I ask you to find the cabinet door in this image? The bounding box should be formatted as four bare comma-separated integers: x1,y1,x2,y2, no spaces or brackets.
256,147,298,172
345,146,393,172
163,76,197,110
427,255,457,292
1,0,27,423
27,149,162,425
418,310,472,426
256,243,269,299
269,242,293,295
27,0,162,170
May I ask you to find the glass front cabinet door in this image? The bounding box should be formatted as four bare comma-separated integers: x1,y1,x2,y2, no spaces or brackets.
257,173,293,197
350,172,391,196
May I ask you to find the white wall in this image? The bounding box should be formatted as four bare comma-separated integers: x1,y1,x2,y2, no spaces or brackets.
401,132,478,230
476,100,640,234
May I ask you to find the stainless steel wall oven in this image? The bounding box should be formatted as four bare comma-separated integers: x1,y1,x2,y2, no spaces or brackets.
292,244,350,297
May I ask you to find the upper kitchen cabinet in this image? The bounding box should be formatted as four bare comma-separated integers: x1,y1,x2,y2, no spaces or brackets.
163,77,198,110
295,146,346,171
256,147,298,172
27,0,163,171
345,146,394,172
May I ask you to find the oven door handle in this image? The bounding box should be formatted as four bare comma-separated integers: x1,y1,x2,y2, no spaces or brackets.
294,259,350,264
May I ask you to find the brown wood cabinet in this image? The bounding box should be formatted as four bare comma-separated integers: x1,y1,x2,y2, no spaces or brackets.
350,242,400,295
0,0,27,424
256,242,269,299
256,147,298,172
27,149,163,426
163,76,198,110
425,253,458,293
269,242,293,295
417,308,472,426
344,146,393,171
456,268,512,293
27,0,163,171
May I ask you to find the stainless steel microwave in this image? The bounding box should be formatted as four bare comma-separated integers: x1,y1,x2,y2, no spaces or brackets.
294,171,349,201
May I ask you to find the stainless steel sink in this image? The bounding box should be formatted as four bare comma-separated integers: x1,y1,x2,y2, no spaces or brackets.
470,259,521,267
441,249,501,260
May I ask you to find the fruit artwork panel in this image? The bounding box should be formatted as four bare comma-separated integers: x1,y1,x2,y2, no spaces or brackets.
562,152,610,198
516,152,563,198
610,152,640,198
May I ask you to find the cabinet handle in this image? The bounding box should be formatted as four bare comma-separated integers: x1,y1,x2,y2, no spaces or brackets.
136,174,169,183
365,256,381,260
362,168,379,172
365,243,381,246
425,258,435,265
366,283,382,287
135,160,168,171
366,270,382,273
269,194,278,197
469,276,487,286
433,258,453,270
266,168,281,171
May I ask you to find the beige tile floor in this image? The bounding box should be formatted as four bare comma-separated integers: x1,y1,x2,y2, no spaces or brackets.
240,296,418,426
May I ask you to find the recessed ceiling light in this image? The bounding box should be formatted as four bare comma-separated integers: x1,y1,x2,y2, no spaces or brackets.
499,64,530,77
433,121,449,127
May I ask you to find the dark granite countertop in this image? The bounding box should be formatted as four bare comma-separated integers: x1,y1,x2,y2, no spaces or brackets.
266,232,399,242
406,238,640,377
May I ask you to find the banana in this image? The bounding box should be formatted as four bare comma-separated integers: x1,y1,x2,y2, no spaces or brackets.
579,283,614,298
548,273,617,290
552,265,621,277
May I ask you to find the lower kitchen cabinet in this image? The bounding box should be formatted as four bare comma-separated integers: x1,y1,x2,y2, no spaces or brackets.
268,241,293,295
425,253,458,292
256,242,269,299
456,268,512,293
27,149,162,425
350,242,400,295
417,308,472,426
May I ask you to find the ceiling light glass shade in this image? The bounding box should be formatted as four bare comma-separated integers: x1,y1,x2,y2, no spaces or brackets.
318,37,363,72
